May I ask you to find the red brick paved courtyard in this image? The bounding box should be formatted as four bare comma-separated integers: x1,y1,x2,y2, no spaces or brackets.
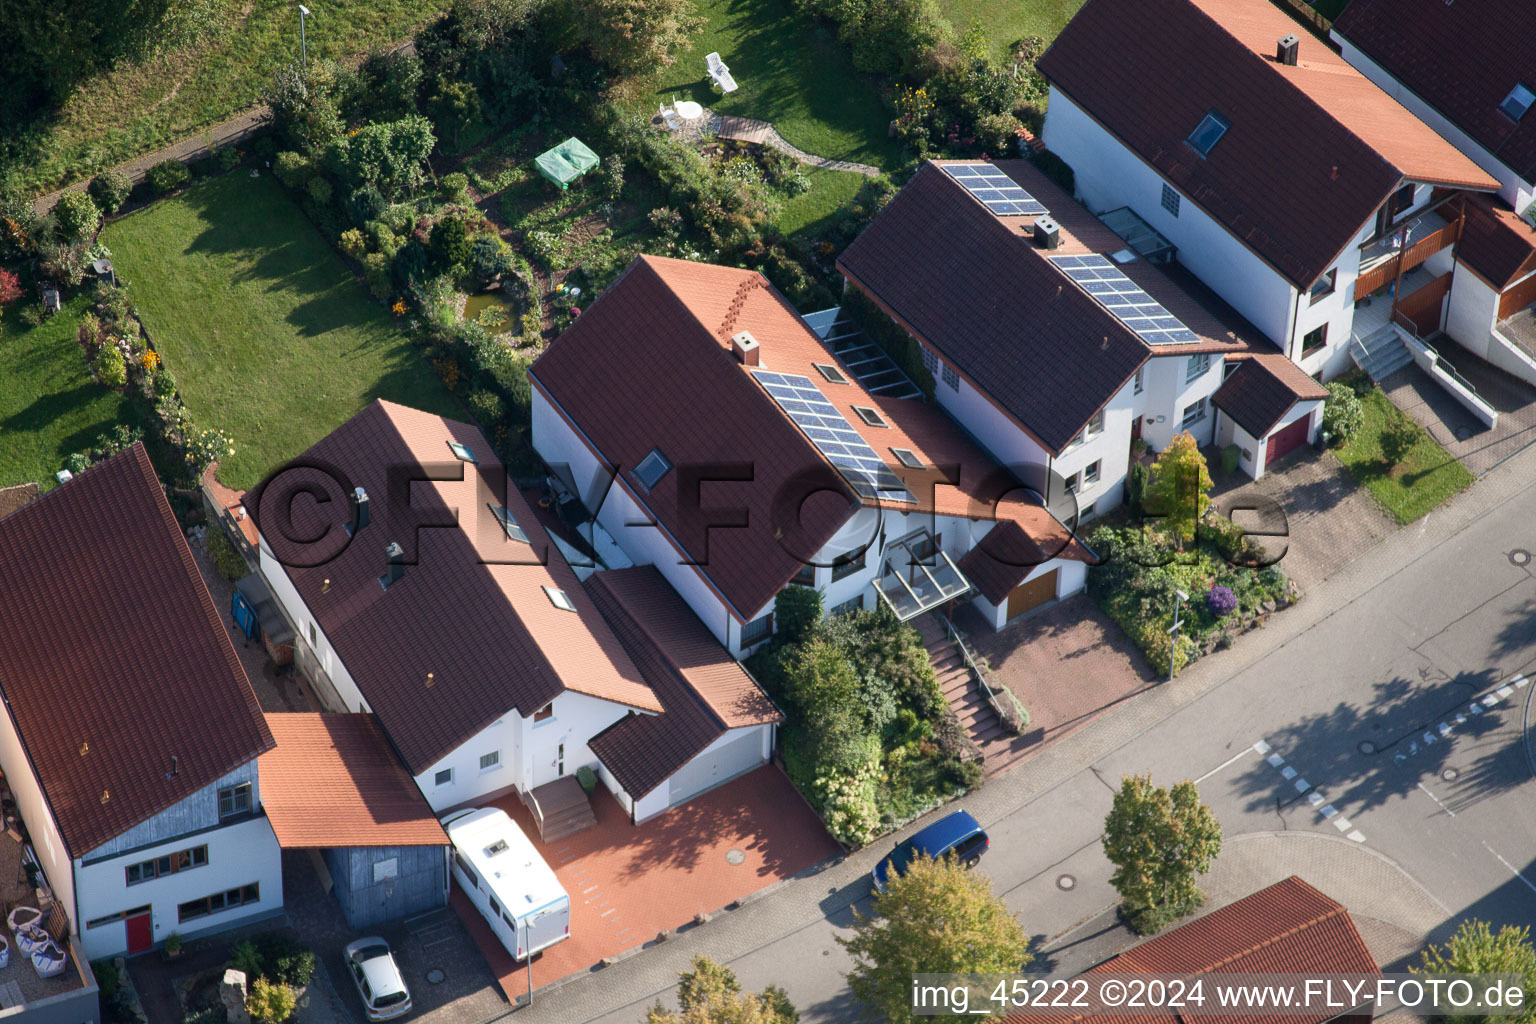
451,766,838,1001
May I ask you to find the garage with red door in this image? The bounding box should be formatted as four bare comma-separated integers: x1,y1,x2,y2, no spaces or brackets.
1211,354,1329,481
1265,414,1312,468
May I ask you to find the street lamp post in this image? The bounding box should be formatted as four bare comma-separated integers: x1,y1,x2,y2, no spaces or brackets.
1168,589,1189,682
298,5,311,65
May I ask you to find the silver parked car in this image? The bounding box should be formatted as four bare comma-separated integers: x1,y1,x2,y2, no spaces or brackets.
343,937,413,1021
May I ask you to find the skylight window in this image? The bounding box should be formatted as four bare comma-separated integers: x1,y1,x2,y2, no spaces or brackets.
814,363,849,384
853,406,888,428
543,586,577,612
448,440,477,463
634,448,673,491
1187,111,1230,157
891,448,924,469
489,504,529,544
1500,83,1535,122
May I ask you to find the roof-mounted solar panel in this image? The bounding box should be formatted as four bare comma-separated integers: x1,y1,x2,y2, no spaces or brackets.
1047,253,1201,346
749,370,917,503
942,164,1047,217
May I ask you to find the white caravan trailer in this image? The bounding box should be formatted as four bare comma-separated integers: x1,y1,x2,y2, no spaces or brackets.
442,807,570,960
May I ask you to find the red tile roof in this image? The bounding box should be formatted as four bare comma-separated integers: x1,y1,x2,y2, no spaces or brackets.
249,401,659,776
1212,353,1329,439
0,444,274,855
531,256,1091,622
1038,0,1497,290
1457,194,1536,290
259,713,447,847
1005,876,1378,1024
585,567,781,799
838,163,1150,454
1334,0,1536,187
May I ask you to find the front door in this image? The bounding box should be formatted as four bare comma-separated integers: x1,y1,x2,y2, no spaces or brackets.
125,910,152,955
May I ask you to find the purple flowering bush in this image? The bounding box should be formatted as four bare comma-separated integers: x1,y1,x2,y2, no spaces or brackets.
1206,585,1237,618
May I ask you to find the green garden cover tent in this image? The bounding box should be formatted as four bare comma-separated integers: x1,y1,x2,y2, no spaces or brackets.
535,137,600,190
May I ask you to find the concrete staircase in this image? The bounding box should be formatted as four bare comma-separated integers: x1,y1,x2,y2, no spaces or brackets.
1351,324,1413,381
912,615,1012,764
522,776,597,843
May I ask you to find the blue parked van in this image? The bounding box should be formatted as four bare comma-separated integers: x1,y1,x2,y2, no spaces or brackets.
871,810,989,893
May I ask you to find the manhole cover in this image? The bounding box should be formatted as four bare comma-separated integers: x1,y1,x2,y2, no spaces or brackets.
1358,740,1377,754
1442,768,1460,782
822,949,831,957
426,968,446,985
725,848,746,865
1511,549,1532,567
1057,874,1077,891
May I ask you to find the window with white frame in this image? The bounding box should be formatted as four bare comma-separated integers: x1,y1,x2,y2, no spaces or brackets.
1063,471,1079,495
479,750,500,771
1160,182,1180,217
1083,460,1101,486
217,782,252,820
1133,367,1145,395
1086,410,1104,437
1182,398,1208,428
1186,352,1211,382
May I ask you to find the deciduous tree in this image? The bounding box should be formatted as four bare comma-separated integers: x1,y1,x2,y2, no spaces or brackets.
582,0,703,75
840,855,1031,1023
1143,431,1213,548
1102,773,1222,934
644,956,797,1024
1415,921,1536,1024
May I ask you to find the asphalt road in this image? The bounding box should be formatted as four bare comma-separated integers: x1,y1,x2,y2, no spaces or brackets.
532,449,1536,1024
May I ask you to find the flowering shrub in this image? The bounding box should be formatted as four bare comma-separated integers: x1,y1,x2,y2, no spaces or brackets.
815,759,881,847
140,350,160,372
0,268,23,307
93,345,127,388
1206,585,1237,618
524,228,563,269
185,428,235,475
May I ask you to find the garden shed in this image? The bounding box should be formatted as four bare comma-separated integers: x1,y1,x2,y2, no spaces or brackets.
535,137,600,190
258,714,449,930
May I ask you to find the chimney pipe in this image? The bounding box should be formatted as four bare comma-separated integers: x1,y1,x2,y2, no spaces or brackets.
1277,33,1299,66
731,330,761,366
383,541,405,588
352,486,370,533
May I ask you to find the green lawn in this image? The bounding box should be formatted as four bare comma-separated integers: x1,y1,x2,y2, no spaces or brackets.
1333,388,1474,524
645,0,900,172
776,167,869,237
940,0,1085,57
100,172,460,489
0,297,131,491
16,0,445,195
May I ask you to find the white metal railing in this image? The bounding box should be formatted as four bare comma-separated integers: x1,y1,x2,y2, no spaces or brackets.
941,616,1011,730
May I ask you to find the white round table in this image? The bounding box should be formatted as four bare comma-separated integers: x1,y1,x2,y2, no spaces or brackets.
674,100,704,121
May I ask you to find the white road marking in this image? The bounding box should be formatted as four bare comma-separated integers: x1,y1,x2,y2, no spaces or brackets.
1347,831,1366,842
1194,745,1262,784
1307,791,1324,807
1281,765,1297,780
1515,675,1529,689
1266,753,1284,768
1417,781,1456,818
1294,778,1310,793
1497,685,1514,699
1320,804,1338,818
1251,738,1365,842
1253,740,1271,755
1483,841,1536,894
1334,817,1353,831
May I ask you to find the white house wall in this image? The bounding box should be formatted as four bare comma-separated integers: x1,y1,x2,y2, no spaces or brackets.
258,541,369,713
634,725,773,824
75,815,282,959
1043,87,1301,349
970,557,1088,630
0,697,78,940
1332,35,1535,213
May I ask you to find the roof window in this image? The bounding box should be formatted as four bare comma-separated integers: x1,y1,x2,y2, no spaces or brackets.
489,504,529,543
814,363,849,384
634,448,673,491
853,406,888,428
543,586,577,612
1187,110,1230,157
448,440,477,463
890,448,924,469
1500,83,1535,122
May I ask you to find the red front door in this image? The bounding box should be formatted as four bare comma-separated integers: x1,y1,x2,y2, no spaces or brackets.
125,911,152,955
1266,416,1311,467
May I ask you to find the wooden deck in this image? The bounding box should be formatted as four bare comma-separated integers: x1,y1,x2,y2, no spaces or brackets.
716,115,773,146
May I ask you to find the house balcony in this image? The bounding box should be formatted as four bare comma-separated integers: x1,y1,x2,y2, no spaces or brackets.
872,535,973,620
1357,210,1457,297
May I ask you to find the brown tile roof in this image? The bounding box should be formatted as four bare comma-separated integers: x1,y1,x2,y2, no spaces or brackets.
248,401,659,776
1005,876,1378,1024
1458,194,1536,290
0,444,274,855
1334,0,1536,186
532,256,1091,622
1212,353,1329,439
258,713,447,847
957,518,1077,606
837,163,1151,453
1038,0,1497,290
585,567,781,799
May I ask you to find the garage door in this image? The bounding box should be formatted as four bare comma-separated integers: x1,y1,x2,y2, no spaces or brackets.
668,730,764,807
1266,415,1311,468
1005,568,1058,621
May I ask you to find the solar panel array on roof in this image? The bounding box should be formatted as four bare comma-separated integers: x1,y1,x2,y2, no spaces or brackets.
1047,253,1201,345
942,164,1047,216
749,370,916,503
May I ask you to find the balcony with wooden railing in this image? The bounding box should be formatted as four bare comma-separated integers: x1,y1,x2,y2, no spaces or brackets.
1357,212,1460,298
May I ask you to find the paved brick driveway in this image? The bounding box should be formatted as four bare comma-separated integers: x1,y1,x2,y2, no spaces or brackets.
953,598,1157,775
455,766,838,1003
